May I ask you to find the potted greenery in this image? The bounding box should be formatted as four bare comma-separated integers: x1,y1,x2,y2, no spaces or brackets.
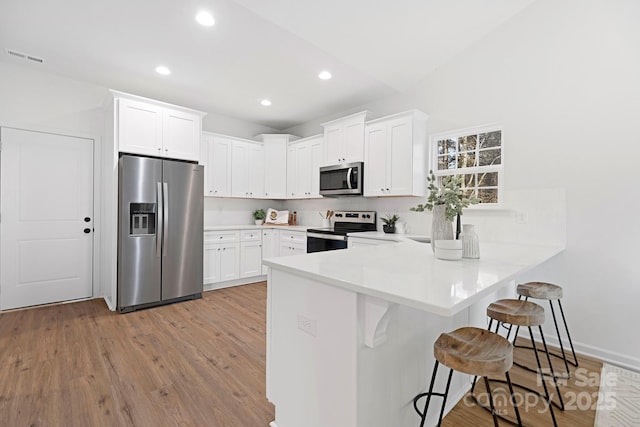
252,208,266,225
411,171,478,250
381,213,400,234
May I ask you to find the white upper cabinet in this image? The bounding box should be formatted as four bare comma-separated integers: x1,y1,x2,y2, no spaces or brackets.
286,135,323,199
163,108,201,160
113,90,205,162
231,139,264,198
202,132,232,197
364,110,428,197
258,134,294,199
321,111,371,165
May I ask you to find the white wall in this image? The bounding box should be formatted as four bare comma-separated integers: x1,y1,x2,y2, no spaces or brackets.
0,60,279,303
285,0,640,368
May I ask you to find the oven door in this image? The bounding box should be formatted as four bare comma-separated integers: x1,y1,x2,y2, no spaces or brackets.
306,232,348,253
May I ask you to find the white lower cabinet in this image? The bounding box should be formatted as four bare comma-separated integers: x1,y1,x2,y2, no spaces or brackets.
240,230,262,278
204,231,240,285
262,229,280,274
279,231,307,256
205,228,307,287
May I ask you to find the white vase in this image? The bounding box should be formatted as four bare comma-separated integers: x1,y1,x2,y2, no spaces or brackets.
255,219,264,226
431,204,453,252
460,224,480,258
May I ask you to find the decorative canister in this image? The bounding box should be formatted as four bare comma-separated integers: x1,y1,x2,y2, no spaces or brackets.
460,224,480,258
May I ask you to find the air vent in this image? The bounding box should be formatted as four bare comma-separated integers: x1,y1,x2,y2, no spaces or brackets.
5,49,45,64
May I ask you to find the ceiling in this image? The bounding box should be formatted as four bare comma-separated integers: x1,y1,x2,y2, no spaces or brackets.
0,0,535,130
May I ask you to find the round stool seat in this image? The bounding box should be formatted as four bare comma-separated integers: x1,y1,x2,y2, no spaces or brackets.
487,299,545,327
434,326,513,377
517,282,563,300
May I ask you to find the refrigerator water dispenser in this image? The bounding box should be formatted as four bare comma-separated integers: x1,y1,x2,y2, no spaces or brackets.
129,203,156,235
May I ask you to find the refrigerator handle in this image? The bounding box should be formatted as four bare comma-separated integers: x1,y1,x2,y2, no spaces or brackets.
163,182,169,257
156,182,163,257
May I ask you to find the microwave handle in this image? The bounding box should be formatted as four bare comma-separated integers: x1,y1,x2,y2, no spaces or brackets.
346,167,353,189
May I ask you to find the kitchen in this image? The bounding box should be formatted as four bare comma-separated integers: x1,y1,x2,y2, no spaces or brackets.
0,0,639,426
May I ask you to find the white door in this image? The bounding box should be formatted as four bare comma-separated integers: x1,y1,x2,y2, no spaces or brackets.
118,98,163,157
248,143,265,198
203,244,221,284
219,243,240,281
309,137,323,198
240,240,262,278
210,136,232,197
1,128,94,310
163,108,200,161
231,142,249,197
387,116,413,195
364,123,387,196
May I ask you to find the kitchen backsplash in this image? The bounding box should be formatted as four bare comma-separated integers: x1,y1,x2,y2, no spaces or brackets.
205,188,565,247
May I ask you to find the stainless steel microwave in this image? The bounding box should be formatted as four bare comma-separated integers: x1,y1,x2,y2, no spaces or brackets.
319,162,363,196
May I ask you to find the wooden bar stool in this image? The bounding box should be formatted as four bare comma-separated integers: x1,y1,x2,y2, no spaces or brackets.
413,327,522,427
508,282,578,378
484,299,562,426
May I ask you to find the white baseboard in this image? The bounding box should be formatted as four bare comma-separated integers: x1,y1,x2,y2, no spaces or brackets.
204,275,267,292
515,329,640,373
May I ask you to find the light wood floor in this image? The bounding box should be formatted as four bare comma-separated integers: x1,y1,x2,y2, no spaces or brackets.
0,282,275,426
0,282,601,426
442,338,602,426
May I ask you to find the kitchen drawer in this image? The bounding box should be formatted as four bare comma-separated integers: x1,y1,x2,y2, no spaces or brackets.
279,231,306,245
241,230,262,242
204,231,240,244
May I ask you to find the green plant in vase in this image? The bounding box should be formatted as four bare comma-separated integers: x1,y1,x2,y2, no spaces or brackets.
381,213,400,234
252,208,266,225
411,171,478,249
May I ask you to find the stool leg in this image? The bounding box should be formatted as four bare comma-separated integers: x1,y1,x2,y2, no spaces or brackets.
505,371,523,426
548,300,571,377
437,369,454,427
538,325,565,411
557,299,579,367
482,376,500,427
528,327,558,427
415,360,440,427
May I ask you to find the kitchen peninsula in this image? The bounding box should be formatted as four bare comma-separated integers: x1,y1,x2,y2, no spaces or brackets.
263,240,564,427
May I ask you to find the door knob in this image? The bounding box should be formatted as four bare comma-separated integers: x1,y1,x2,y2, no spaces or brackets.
84,217,91,222
83,228,91,234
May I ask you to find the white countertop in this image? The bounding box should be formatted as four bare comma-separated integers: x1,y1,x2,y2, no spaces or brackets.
263,240,564,317
347,231,431,242
204,225,309,232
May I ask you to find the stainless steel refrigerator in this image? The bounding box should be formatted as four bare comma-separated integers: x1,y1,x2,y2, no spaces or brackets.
117,154,203,312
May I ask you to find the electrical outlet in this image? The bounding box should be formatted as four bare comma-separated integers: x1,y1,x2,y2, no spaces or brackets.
516,211,528,224
297,314,316,336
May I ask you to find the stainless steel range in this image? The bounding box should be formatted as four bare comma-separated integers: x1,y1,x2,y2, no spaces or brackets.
307,211,377,253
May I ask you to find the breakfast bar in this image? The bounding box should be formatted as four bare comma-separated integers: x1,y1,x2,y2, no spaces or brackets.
263,240,564,427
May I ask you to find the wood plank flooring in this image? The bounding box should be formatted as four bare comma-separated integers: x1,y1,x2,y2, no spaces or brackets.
442,338,603,427
0,282,602,426
0,282,274,426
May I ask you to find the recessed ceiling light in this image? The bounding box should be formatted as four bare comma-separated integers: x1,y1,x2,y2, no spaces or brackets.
155,65,171,75
318,70,332,80
260,99,272,107
196,11,215,27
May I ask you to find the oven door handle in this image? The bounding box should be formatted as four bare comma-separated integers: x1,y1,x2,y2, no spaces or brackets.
307,232,348,241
